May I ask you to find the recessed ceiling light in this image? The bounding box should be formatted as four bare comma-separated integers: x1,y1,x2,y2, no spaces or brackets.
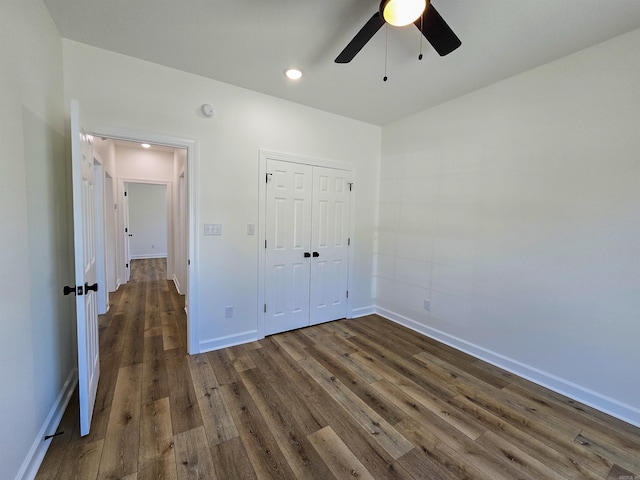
141,143,151,149
285,68,303,80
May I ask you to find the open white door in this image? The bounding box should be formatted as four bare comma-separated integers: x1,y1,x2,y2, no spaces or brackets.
70,100,100,437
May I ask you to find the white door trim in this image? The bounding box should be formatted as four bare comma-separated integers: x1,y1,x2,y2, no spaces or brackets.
258,149,356,339
91,126,199,355
92,156,108,315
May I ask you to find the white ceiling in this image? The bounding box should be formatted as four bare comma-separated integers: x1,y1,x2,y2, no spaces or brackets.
44,0,640,126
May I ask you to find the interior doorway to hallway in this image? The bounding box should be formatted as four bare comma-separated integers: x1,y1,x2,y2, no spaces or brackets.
91,131,198,355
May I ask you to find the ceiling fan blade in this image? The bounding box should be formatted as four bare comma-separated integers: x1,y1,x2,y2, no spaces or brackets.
335,12,386,63
414,3,461,56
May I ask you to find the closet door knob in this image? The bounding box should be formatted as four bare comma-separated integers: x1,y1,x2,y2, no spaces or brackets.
312,252,319,257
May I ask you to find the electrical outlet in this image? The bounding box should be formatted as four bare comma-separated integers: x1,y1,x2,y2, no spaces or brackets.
423,299,431,311
224,306,233,318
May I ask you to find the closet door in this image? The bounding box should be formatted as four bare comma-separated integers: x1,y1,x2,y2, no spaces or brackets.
309,167,351,325
264,159,313,335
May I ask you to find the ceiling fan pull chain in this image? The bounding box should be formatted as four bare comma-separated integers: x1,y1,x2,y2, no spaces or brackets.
383,23,389,82
418,13,424,60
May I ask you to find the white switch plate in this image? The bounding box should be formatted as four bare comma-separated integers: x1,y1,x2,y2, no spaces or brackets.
424,299,431,311
247,224,255,235
204,223,222,236
224,306,233,318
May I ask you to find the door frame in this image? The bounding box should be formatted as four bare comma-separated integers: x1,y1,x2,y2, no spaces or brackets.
257,149,356,339
118,179,172,277
92,155,109,314
92,126,199,354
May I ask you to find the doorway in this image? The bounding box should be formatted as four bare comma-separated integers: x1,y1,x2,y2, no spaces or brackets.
91,129,198,354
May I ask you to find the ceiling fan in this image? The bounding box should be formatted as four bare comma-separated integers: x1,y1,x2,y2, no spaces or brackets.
335,0,461,63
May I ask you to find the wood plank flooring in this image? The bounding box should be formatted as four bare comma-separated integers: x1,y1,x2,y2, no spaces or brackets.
37,258,640,479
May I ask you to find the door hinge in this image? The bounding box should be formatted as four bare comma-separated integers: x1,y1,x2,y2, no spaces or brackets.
348,183,353,191
126,263,129,268
266,173,272,183
124,191,127,196
264,304,267,313
265,240,267,249
125,227,128,233
348,237,351,246
346,290,349,298
188,259,191,266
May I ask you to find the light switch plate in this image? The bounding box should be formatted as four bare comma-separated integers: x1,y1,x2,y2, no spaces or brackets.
247,224,255,235
204,223,222,236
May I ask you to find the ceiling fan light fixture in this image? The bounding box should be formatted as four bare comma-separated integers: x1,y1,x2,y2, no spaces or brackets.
380,0,426,27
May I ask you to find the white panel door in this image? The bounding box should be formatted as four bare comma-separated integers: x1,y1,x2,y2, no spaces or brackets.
264,159,313,335
309,167,351,325
70,100,100,436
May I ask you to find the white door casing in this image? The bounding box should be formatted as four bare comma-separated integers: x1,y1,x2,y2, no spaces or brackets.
263,157,351,336
264,160,313,335
70,100,100,437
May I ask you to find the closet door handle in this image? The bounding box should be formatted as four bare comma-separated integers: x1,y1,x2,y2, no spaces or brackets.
304,252,311,258
312,252,319,257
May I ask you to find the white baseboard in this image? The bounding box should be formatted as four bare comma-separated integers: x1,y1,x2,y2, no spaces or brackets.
198,330,259,353
130,254,167,260
349,305,375,318
375,306,640,429
16,368,78,480
172,274,183,295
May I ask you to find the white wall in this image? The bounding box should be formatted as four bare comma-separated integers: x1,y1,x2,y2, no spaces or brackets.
378,28,640,426
0,1,75,478
127,183,168,258
62,39,381,351
115,145,175,182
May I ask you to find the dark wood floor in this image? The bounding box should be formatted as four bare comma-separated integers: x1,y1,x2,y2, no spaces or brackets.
37,259,640,479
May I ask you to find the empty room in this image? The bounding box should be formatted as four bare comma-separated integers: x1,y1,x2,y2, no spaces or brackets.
2,1,640,479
